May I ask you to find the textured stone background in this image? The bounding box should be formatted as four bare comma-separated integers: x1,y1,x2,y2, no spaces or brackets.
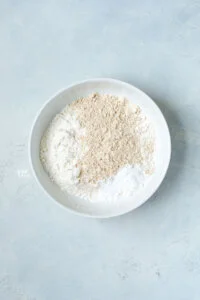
0,1,200,299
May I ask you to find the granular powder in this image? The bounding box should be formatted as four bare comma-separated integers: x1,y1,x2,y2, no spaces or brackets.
71,93,155,185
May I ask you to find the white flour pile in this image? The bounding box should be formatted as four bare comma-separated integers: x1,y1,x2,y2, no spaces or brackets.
40,93,155,202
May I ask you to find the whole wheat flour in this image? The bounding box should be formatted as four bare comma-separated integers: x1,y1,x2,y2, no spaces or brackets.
71,93,155,184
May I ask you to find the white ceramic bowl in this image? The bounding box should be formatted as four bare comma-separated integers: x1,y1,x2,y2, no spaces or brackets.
29,78,171,218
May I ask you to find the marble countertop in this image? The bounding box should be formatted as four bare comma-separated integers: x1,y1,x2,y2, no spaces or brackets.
1,1,200,299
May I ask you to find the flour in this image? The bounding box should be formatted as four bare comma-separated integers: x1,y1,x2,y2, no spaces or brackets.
40,94,155,202
71,93,155,183
40,106,85,189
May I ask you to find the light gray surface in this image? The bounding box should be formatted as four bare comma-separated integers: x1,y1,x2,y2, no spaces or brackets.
0,0,200,299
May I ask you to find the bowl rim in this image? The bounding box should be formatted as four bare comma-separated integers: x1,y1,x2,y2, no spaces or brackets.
29,78,171,218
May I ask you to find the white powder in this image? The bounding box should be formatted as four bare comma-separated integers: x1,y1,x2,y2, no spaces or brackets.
91,165,147,202
40,96,155,203
40,106,84,190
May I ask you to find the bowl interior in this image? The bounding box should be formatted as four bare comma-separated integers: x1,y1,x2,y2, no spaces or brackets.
30,79,171,217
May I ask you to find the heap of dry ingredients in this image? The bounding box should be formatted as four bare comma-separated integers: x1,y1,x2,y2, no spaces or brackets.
40,93,155,202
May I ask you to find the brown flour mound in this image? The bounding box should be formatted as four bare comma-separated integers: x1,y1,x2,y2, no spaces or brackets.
70,93,155,184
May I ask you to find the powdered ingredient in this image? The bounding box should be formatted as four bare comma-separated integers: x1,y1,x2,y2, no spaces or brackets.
71,93,155,184
40,93,155,202
40,106,84,189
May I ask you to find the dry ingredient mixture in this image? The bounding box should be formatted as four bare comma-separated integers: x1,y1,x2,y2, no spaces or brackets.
40,93,155,202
